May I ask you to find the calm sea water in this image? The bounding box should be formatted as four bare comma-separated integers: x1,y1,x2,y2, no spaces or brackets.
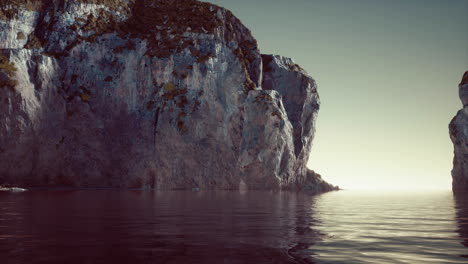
1,190,467,263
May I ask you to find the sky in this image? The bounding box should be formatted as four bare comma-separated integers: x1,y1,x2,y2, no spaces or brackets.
206,0,468,190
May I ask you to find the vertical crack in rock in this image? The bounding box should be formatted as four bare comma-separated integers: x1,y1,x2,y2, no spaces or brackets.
153,106,160,147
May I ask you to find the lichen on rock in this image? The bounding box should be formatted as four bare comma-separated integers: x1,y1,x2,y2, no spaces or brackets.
0,52,18,90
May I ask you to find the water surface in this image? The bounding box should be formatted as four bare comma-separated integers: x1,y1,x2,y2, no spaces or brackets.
1,190,467,263
311,190,468,264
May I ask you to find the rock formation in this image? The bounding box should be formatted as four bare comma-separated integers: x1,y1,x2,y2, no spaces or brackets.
0,0,337,192
450,71,468,194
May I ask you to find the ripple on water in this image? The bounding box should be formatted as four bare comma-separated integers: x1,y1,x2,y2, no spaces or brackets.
310,190,468,264
0,190,467,263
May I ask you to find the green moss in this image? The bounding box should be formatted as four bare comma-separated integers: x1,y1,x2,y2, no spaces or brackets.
16,32,26,40
162,87,187,101
0,54,18,91
163,82,176,92
0,55,17,77
80,92,91,102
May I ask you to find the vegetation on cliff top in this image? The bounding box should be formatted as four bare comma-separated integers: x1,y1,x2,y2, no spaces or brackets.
0,0,41,20
5,0,259,91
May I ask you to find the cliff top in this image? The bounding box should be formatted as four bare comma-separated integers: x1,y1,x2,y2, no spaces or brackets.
0,0,261,89
461,71,468,86
0,0,256,50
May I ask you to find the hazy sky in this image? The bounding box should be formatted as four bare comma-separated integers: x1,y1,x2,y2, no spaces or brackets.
206,0,468,190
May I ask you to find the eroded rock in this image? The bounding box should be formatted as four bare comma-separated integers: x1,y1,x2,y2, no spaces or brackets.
0,0,336,192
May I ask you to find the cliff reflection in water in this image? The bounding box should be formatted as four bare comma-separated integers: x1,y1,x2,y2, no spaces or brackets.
454,193,468,256
0,190,321,264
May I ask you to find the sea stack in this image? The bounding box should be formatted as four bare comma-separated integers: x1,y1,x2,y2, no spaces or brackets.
0,0,336,192
450,71,468,194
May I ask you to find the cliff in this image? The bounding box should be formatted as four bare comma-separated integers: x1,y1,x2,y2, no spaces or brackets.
0,0,337,192
450,71,468,194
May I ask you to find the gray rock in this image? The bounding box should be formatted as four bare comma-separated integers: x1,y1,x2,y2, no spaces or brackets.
0,186,27,192
301,170,339,193
450,71,468,194
262,55,320,184
0,0,336,192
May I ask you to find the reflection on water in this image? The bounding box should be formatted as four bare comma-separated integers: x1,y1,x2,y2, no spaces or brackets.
1,190,468,263
0,191,320,264
454,193,468,257
311,190,468,264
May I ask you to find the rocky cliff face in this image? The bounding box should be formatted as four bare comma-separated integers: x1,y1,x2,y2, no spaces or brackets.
450,71,468,194
0,0,336,192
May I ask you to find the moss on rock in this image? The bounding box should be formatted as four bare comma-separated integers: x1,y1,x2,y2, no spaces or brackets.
0,53,18,91
163,82,176,92
0,54,17,77
16,32,26,40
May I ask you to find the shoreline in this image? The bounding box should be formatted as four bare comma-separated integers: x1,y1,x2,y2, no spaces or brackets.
0,185,340,194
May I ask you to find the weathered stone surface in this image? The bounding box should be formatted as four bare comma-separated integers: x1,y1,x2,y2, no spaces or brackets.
301,170,339,193
0,0,336,192
262,55,320,184
450,71,468,194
